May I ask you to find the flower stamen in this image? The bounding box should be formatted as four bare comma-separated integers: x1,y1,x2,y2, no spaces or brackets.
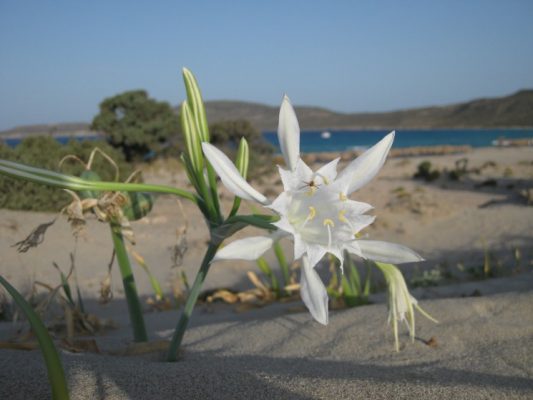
323,218,335,248
314,172,330,185
308,206,317,220
338,209,359,235
306,186,317,196
339,192,347,201
300,206,317,230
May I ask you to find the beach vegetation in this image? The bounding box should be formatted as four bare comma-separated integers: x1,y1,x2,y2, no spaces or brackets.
91,90,181,161
327,252,372,307
0,276,70,400
413,160,440,182
448,158,469,181
0,137,133,212
0,68,436,361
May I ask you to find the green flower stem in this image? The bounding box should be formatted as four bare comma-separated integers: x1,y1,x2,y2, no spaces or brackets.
110,224,148,342
166,241,220,361
195,172,219,225
273,241,291,289
0,276,69,400
206,162,222,222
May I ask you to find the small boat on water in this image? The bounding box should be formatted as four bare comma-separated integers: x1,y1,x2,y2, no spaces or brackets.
321,131,331,139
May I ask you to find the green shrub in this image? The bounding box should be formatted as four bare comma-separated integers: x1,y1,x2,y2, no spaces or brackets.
91,90,181,161
413,161,440,182
0,137,134,211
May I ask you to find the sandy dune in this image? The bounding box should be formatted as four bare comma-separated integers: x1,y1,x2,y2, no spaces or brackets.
0,146,532,398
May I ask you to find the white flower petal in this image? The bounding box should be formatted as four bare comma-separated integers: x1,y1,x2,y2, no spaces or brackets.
328,246,345,272
343,240,363,258
273,215,296,235
278,95,300,172
278,159,313,192
300,255,329,325
336,131,395,194
357,240,424,264
343,214,376,234
269,191,290,215
306,244,327,268
202,143,269,205
293,234,306,259
343,199,374,215
315,157,340,185
213,236,274,262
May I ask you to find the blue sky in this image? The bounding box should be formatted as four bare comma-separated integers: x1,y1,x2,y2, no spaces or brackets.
1,0,532,130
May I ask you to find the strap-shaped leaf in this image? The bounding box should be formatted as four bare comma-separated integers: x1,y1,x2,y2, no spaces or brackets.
0,276,69,400
0,159,198,203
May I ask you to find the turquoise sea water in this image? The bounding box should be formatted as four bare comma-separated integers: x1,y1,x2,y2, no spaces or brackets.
2,135,101,147
263,129,533,153
3,129,533,154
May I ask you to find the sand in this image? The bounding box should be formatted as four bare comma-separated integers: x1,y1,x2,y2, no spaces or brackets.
1,146,532,398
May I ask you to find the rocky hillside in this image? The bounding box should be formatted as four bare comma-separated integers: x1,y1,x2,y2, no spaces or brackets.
2,90,532,136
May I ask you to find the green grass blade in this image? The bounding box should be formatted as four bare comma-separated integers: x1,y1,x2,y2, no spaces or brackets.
349,264,362,295
0,276,69,400
130,250,165,301
273,241,291,288
363,261,372,298
76,286,85,314
59,271,75,308
344,251,362,295
341,275,358,307
256,257,280,295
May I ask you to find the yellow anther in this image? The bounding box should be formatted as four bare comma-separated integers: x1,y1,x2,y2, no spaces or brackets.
316,173,329,185
354,232,363,239
323,218,335,227
306,186,317,196
308,206,317,220
339,192,348,201
338,209,348,223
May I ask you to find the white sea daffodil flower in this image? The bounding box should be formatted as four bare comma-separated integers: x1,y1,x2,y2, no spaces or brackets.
377,262,438,351
204,95,423,325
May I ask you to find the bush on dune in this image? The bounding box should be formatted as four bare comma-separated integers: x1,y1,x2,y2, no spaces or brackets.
0,137,134,212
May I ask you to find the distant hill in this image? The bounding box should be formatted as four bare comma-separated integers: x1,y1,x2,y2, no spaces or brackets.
202,89,533,130
2,89,532,136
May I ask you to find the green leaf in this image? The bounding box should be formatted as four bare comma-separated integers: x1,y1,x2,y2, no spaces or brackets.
225,214,279,230
0,159,198,203
0,276,69,400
